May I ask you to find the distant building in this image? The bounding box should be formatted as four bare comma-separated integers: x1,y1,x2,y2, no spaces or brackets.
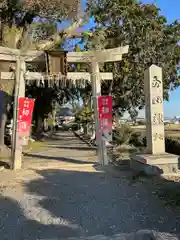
172,116,180,124
57,107,75,124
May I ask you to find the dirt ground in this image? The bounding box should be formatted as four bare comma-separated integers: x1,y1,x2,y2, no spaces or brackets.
0,131,180,239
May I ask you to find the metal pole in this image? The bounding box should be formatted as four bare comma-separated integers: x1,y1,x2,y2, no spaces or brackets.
91,59,108,166
11,56,22,169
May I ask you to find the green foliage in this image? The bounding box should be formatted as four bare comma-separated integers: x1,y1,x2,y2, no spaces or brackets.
0,0,81,49
1,0,80,25
75,106,92,124
31,21,57,41
86,0,180,114
129,133,180,155
129,108,138,123
70,123,79,131
47,114,55,128
165,136,180,155
71,103,82,114
26,82,77,128
113,124,133,145
129,131,145,147
0,0,87,141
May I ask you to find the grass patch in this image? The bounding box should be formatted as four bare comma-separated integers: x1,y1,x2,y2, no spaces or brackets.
23,140,46,154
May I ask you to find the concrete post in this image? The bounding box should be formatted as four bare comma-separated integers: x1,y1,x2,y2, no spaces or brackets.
144,64,165,154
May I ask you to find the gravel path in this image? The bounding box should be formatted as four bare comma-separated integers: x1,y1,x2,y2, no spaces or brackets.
0,131,180,239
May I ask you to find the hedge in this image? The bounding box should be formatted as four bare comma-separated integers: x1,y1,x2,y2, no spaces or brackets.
130,132,180,155
165,136,180,155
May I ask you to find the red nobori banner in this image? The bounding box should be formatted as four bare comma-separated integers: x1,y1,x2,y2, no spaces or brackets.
98,96,113,142
98,96,113,120
17,97,35,144
100,118,112,131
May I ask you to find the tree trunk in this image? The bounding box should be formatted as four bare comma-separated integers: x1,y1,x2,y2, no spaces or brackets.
36,116,44,138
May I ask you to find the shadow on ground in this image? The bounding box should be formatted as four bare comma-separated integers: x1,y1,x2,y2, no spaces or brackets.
0,194,80,239
26,169,180,237
1,167,180,239
46,145,97,151
23,153,96,164
0,160,10,169
143,174,180,210
46,133,79,141
2,130,180,239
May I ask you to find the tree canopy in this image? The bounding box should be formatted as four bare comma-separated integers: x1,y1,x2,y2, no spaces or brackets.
0,0,83,49
0,0,80,24
85,0,180,115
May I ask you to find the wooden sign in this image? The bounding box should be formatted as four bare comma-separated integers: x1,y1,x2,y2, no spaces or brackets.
45,50,67,75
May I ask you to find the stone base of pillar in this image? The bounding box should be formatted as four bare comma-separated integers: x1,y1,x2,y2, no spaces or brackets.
131,153,179,176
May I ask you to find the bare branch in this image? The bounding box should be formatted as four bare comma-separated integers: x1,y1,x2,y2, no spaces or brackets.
35,18,92,50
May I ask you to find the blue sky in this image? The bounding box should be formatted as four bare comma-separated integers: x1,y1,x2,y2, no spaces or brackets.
82,0,180,118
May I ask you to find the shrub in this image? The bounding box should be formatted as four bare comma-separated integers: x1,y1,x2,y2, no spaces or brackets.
129,131,145,147
71,123,79,131
129,133,180,155
113,124,133,145
165,136,180,155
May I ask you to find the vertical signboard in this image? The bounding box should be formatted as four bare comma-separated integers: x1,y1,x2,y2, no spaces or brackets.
17,97,35,145
98,96,113,141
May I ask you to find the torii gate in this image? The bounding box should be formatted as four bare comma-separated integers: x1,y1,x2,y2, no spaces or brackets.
0,45,129,169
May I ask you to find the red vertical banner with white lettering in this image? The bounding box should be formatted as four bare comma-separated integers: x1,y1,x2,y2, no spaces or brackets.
98,96,113,141
17,97,35,145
